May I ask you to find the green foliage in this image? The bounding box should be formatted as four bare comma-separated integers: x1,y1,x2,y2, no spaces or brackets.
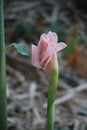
14,21,33,41
43,22,67,41
6,43,30,56
62,36,81,58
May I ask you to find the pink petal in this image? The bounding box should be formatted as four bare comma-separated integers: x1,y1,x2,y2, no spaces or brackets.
40,56,49,68
43,42,57,58
47,31,58,43
41,42,67,62
37,32,58,63
56,42,67,52
38,37,48,61
40,33,48,41
44,55,54,75
31,45,40,67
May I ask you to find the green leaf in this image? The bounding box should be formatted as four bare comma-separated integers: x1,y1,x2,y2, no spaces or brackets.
62,36,81,58
6,43,29,56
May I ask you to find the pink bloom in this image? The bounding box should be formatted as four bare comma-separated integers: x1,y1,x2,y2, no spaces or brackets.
31,31,67,74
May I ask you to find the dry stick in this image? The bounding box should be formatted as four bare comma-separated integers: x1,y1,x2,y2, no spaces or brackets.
55,83,87,106
44,83,87,107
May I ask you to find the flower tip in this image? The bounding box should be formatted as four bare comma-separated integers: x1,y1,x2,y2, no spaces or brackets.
62,42,67,48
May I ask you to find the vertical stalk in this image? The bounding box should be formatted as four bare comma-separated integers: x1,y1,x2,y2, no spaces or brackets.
47,54,58,130
0,0,7,130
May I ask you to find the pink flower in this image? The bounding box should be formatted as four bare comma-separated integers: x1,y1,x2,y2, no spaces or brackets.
31,31,67,74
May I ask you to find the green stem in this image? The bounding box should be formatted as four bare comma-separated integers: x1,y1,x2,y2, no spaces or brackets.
0,0,7,130
47,54,58,130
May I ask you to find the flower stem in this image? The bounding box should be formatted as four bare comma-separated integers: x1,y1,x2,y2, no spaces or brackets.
47,54,58,130
0,0,7,129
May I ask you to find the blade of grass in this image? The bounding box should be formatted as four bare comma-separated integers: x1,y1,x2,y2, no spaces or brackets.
0,0,7,129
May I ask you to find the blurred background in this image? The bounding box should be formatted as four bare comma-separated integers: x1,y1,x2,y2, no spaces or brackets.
4,0,87,130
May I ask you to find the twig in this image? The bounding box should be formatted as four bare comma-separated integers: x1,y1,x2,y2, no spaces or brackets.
44,83,87,107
